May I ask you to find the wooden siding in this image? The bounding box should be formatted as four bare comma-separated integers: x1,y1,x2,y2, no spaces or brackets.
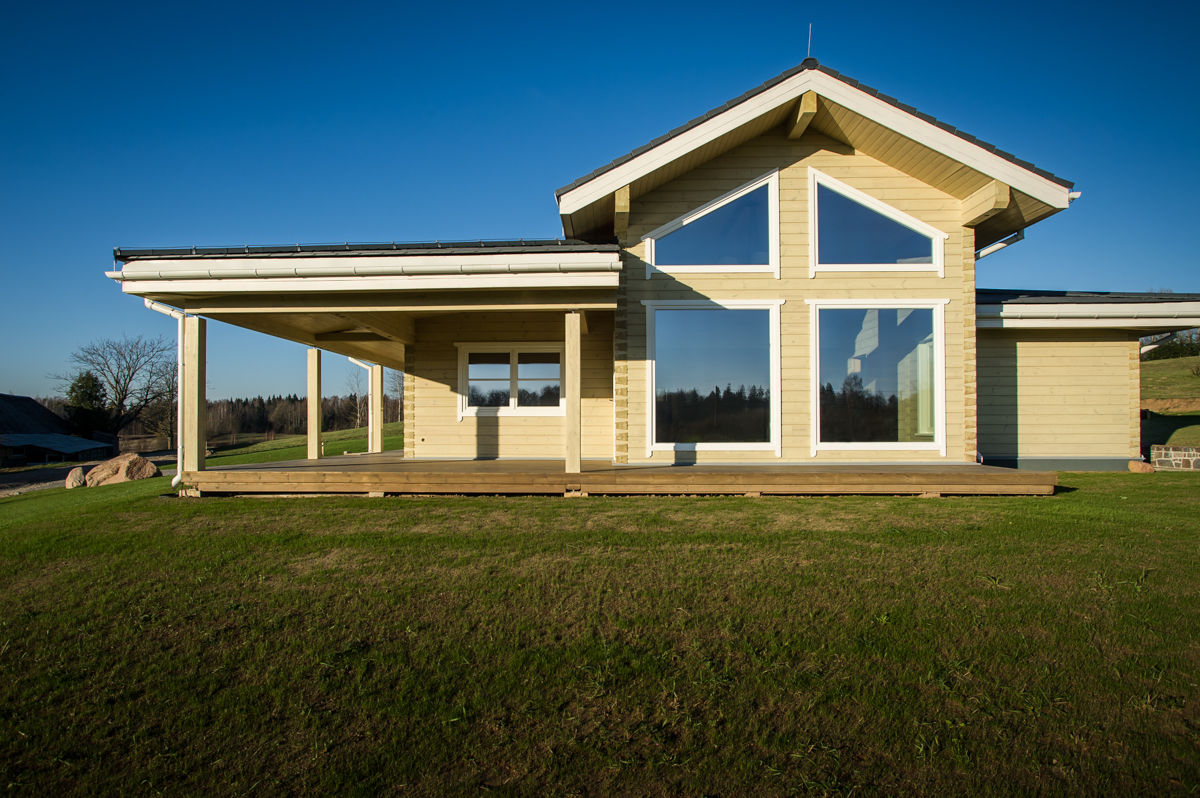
409,311,614,460
977,329,1140,460
621,127,974,464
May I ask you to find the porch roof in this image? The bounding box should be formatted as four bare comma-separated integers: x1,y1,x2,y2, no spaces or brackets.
976,288,1200,331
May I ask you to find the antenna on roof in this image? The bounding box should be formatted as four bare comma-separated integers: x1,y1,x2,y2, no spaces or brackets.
807,23,813,58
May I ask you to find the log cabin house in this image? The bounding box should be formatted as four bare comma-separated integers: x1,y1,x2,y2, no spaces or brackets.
107,59,1200,495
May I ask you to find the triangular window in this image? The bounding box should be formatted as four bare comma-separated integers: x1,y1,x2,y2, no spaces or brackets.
645,171,779,276
810,169,946,275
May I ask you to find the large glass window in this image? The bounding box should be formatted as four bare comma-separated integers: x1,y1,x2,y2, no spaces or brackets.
816,185,933,265
816,308,935,444
654,308,771,443
644,171,779,277
655,186,769,266
460,346,562,416
809,169,945,276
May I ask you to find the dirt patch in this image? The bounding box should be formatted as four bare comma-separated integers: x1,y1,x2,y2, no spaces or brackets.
1142,399,1200,413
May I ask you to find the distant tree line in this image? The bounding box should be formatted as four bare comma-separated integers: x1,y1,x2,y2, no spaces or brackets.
819,374,898,442
1140,329,1199,361
656,384,769,443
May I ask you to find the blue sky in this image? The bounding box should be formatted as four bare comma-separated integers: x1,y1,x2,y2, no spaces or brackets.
2,0,1197,398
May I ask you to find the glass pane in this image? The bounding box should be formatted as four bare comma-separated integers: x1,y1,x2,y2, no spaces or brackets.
518,352,560,379
655,185,770,266
468,381,509,407
818,308,935,443
817,184,933,265
468,352,509,380
517,381,560,407
654,309,770,443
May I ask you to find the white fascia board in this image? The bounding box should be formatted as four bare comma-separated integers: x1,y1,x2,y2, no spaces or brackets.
112,251,621,282
557,70,1072,216
117,271,620,295
977,302,1200,329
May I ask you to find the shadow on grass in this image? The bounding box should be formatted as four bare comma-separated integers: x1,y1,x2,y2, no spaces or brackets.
1141,412,1200,455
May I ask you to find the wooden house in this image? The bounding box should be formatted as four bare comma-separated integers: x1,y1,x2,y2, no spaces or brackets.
107,59,1200,495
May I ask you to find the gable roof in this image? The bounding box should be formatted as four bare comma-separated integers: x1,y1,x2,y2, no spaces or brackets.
0,394,71,436
556,59,1075,243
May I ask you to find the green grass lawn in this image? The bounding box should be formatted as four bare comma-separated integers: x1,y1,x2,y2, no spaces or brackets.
203,421,405,467
1141,354,1200,401
1141,355,1200,446
2,474,1199,794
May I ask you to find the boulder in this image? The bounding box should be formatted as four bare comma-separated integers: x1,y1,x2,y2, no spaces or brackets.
1128,460,1155,474
64,467,85,489
85,453,161,487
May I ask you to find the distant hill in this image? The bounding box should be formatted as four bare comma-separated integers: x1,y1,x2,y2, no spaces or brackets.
1141,355,1200,411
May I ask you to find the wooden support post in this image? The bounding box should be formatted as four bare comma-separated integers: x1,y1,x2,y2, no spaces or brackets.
307,348,322,460
369,363,384,453
181,316,206,473
564,311,582,474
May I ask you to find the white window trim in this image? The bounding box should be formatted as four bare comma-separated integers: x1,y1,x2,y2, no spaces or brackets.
643,170,780,280
454,342,565,421
806,298,949,458
642,299,784,458
808,168,949,279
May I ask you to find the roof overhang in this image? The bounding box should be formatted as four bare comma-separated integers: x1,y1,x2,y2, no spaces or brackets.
977,301,1200,331
108,249,622,297
556,62,1075,244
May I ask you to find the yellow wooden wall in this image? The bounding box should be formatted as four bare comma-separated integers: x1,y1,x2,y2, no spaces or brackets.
619,128,975,463
409,311,614,460
977,329,1140,460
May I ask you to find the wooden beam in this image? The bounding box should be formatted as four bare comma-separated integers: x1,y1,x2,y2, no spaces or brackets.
564,312,582,474
307,348,322,460
338,311,415,344
176,289,618,315
786,91,819,139
963,180,1012,227
578,309,589,336
314,330,387,343
181,316,207,473
613,185,630,242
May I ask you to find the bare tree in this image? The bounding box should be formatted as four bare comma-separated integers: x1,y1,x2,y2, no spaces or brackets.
388,368,404,423
345,370,367,429
61,335,175,433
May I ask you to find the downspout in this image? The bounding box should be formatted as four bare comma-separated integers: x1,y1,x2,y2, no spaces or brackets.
144,299,187,487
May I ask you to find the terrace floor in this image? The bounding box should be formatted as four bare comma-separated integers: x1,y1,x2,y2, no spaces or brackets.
182,453,1057,496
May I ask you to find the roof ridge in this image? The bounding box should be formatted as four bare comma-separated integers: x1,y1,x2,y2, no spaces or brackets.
555,59,1073,199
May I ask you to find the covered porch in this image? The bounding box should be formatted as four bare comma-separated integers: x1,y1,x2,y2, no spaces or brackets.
182,452,1057,496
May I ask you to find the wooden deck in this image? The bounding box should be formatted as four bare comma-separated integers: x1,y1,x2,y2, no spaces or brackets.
182,454,1057,496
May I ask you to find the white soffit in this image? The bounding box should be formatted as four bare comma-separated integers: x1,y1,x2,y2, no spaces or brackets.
977,302,1200,330
557,70,1073,216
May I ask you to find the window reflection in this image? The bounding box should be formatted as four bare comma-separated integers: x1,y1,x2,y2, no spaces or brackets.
817,185,933,265
655,186,770,266
818,308,935,443
655,309,770,443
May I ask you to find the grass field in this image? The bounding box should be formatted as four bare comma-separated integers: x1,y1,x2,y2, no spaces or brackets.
1142,355,1200,401
1141,355,1200,447
1,471,1198,794
204,421,405,467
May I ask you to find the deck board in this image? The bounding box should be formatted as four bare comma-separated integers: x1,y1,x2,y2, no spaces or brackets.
183,454,1056,496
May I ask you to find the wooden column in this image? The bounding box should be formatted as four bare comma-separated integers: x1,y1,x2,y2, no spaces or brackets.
369,363,384,453
307,348,322,460
181,316,206,473
564,311,582,474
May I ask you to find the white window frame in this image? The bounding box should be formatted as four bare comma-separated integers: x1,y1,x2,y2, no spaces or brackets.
643,170,780,280
642,299,784,457
808,168,948,278
806,298,949,457
454,342,565,421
